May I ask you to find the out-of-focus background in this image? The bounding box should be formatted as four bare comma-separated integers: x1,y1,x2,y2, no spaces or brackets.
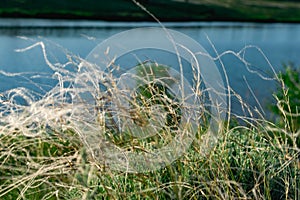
1,0,300,22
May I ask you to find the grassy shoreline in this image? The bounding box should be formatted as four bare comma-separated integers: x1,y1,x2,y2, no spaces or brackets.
0,51,299,199
0,1,299,199
1,0,300,22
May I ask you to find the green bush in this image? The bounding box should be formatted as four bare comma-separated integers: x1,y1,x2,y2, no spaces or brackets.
271,64,300,147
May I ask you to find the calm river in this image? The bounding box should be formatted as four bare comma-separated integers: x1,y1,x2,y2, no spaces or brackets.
0,19,299,119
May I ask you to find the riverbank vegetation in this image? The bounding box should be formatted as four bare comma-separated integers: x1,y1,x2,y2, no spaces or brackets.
0,1,299,198
0,64,299,199
1,0,300,22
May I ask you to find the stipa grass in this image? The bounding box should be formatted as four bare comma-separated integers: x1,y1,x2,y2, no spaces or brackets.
1,120,298,199
0,38,299,199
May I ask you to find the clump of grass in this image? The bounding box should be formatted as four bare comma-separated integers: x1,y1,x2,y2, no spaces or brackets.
0,130,81,199
1,120,298,199
0,38,299,199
